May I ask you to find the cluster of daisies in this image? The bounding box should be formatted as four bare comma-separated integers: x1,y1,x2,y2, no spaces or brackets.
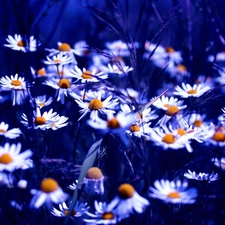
0,33,224,224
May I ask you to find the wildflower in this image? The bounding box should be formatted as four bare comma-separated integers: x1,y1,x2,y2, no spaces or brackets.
83,167,104,195
30,178,68,208
212,157,225,170
126,122,153,139
46,116,69,130
42,52,73,66
4,34,39,52
31,95,53,109
105,40,130,56
206,125,225,146
0,122,21,139
106,183,149,219
0,143,33,172
44,78,72,104
102,63,133,75
70,66,108,83
51,201,89,218
0,74,28,105
186,113,207,128
73,40,90,56
174,83,211,98
149,179,197,204
75,93,118,121
84,201,118,224
184,170,219,182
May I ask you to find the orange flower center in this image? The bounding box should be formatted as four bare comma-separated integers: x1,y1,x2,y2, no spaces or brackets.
54,59,61,64
118,183,135,199
17,40,26,47
64,209,77,216
193,120,203,127
34,116,47,125
165,47,175,53
58,43,71,52
176,64,187,71
11,80,21,86
41,178,59,193
86,167,103,179
39,102,45,107
167,191,180,199
57,78,71,89
187,89,197,94
212,131,225,142
81,70,93,79
130,124,140,132
88,99,103,110
107,118,120,129
177,128,186,136
37,68,46,76
102,212,115,220
162,134,176,144
0,129,6,133
166,105,180,116
0,153,13,164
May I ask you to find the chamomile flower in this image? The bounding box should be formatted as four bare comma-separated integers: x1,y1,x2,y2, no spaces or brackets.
174,83,211,98
105,40,130,56
4,34,39,52
83,167,104,195
31,95,53,109
73,40,90,56
51,201,89,218
152,95,182,110
46,116,69,130
184,170,219,182
149,179,197,204
21,108,58,130
0,122,21,139
44,78,72,104
106,183,149,218
70,66,108,83
186,113,207,128
75,93,118,121
84,201,118,224
127,122,153,139
0,143,33,172
42,52,73,66
205,125,225,146
102,63,133,75
212,157,225,170
30,178,68,209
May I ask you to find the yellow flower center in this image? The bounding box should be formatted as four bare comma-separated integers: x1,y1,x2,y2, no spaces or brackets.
118,183,135,199
64,209,77,216
107,118,121,129
54,59,61,64
34,116,47,125
57,78,71,89
39,102,45,107
165,47,175,53
0,129,6,133
81,70,93,79
177,128,186,136
11,80,21,86
102,212,115,220
212,131,225,142
193,120,203,127
0,153,13,164
17,40,26,47
167,191,180,199
166,105,180,116
187,89,197,94
86,167,103,179
88,99,103,110
58,43,71,52
176,64,187,71
130,124,140,132
41,178,59,193
37,68,46,76
162,134,176,144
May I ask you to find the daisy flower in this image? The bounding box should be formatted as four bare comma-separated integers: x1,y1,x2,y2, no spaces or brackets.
84,201,118,224
205,125,225,146
30,178,68,208
212,157,225,170
126,122,153,139
106,183,149,219
186,113,207,128
149,179,197,204
42,52,73,66
83,167,104,195
4,34,39,52
21,108,58,130
31,95,53,109
184,170,219,182
51,201,89,218
0,74,28,105
73,40,90,56
0,143,33,172
46,116,69,130
70,66,108,83
0,122,21,139
102,63,133,75
168,64,189,77
44,78,72,104
174,83,211,98
75,93,118,121
105,40,130,57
